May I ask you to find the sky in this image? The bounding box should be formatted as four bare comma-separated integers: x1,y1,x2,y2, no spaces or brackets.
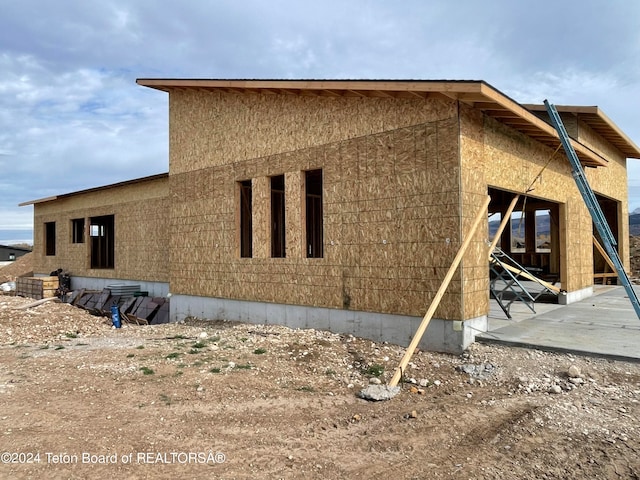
1,0,639,244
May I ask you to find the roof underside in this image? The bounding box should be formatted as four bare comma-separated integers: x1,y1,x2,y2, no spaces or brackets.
137,78,640,165
524,104,640,159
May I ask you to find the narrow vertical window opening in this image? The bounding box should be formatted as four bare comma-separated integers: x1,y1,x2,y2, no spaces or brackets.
305,169,323,258
535,209,551,253
510,211,525,253
239,180,253,258
45,222,56,256
271,175,286,258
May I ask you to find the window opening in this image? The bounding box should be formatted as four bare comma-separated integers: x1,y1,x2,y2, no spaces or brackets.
271,175,286,258
90,215,114,269
239,180,253,258
535,209,551,253
510,211,525,253
71,218,85,244
305,169,323,258
45,222,56,256
488,211,502,244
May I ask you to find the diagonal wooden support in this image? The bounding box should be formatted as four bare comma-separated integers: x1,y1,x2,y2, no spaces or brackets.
491,260,561,294
593,235,619,274
389,196,491,387
488,194,520,257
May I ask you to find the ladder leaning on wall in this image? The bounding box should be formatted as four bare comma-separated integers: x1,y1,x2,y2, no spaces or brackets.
544,100,640,320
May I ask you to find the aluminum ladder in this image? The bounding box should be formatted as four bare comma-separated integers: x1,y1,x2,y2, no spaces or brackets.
490,247,559,319
544,100,640,319
490,248,536,318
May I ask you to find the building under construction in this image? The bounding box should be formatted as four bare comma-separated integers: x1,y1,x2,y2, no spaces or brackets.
21,79,640,353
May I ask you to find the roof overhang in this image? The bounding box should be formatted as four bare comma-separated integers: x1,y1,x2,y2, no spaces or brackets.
19,173,169,207
136,78,639,167
524,104,640,160
0,245,31,252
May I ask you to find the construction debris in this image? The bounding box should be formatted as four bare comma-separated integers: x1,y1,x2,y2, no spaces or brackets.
70,288,170,326
14,297,60,310
0,251,33,283
8,274,170,327
358,385,401,401
456,362,496,381
15,276,59,299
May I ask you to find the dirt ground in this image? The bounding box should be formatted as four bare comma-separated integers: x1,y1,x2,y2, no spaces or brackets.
0,252,33,284
0,295,639,479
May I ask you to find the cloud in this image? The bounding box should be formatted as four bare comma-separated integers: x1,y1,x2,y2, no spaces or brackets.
1,0,639,230
0,50,167,230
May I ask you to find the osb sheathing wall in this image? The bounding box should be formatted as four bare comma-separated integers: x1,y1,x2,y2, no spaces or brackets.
169,89,457,174
169,90,471,320
459,104,629,317
31,177,170,282
526,111,629,256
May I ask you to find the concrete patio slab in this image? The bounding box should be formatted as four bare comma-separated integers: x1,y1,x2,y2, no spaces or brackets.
478,285,640,362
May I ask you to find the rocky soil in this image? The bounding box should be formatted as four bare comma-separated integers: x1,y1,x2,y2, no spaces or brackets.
630,235,640,283
0,252,32,284
0,295,639,479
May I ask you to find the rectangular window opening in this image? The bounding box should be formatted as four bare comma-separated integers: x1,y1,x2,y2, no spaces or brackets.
535,209,551,253
45,222,56,256
488,211,501,243
71,218,85,244
510,211,525,253
90,215,114,269
305,169,323,258
239,180,253,258
271,175,286,258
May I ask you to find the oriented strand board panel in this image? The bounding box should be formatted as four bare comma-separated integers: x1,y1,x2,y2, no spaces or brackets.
169,89,458,175
31,90,632,325
458,103,631,318
31,176,170,283
169,111,467,320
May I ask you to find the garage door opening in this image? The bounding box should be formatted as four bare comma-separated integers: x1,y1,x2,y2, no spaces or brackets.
593,194,621,285
489,188,562,287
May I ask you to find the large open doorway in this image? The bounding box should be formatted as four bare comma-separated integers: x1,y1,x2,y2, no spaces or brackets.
90,215,115,269
488,188,563,318
593,194,621,285
488,188,562,284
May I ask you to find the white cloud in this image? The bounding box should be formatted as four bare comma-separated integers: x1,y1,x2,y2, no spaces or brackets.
1,0,639,231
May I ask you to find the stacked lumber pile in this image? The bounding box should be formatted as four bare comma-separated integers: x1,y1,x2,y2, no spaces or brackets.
15,276,58,300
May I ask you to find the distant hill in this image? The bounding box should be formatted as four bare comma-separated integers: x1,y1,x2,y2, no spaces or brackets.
490,212,640,238
630,213,640,236
488,213,550,236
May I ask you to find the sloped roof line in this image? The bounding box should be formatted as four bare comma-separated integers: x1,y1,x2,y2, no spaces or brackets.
524,104,640,159
19,173,169,206
137,78,639,163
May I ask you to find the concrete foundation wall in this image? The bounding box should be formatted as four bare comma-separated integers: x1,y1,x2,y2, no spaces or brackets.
558,286,593,305
170,293,487,354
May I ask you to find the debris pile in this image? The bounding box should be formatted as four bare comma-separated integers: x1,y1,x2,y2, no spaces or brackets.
0,251,33,284
0,295,108,345
68,288,170,326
